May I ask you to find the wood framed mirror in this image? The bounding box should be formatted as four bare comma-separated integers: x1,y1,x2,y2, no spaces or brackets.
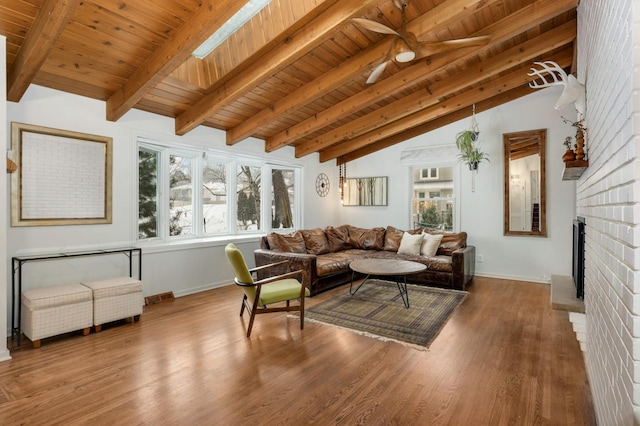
503,129,546,236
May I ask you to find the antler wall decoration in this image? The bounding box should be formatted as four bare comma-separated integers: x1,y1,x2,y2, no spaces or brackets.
527,61,585,117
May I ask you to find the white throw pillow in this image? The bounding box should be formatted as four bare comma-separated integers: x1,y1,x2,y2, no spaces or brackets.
397,232,423,256
421,233,444,257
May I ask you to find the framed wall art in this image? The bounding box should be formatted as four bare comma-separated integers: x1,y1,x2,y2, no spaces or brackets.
11,122,113,226
343,176,388,206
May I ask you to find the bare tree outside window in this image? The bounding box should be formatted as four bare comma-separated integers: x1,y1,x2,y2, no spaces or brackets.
272,168,294,228
237,165,261,230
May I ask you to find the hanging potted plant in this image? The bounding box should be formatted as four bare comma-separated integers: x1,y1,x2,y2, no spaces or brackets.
456,129,489,170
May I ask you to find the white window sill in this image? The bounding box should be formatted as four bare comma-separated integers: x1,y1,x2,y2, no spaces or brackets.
136,234,264,254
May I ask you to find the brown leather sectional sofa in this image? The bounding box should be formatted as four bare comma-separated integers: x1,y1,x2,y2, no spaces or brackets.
254,224,476,296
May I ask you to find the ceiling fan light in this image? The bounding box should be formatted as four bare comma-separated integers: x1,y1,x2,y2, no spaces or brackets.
395,51,416,62
393,36,416,63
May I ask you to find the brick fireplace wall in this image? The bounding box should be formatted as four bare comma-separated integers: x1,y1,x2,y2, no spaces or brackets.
577,0,640,424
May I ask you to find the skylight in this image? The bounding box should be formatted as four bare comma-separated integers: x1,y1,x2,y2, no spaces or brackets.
192,0,272,59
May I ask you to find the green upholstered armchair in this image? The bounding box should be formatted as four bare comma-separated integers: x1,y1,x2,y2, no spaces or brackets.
225,243,310,337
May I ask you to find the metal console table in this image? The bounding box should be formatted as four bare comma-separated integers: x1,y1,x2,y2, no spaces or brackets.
11,247,142,345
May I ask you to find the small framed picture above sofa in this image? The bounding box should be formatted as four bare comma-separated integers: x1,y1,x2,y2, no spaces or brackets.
343,176,388,206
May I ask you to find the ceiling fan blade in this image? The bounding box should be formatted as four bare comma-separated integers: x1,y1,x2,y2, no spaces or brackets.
352,18,400,36
415,35,493,59
366,61,389,84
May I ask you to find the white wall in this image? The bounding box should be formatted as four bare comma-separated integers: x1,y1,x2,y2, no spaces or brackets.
338,89,577,283
577,0,640,424
5,84,337,321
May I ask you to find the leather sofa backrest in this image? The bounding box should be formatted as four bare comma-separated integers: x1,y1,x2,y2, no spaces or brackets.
301,228,331,254
422,228,467,256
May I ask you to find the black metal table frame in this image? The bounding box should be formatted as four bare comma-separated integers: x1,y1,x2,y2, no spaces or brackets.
11,247,142,345
349,270,411,308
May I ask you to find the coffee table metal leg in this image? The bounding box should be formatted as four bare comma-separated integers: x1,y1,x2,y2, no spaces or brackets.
395,275,410,308
350,271,370,296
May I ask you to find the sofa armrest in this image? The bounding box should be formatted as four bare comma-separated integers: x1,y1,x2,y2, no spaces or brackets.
451,245,476,290
254,249,317,288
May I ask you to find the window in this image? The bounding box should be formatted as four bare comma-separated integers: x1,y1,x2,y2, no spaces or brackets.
202,158,227,234
169,154,194,236
236,164,261,231
412,166,454,231
421,168,438,179
137,139,300,242
271,168,295,229
138,148,159,239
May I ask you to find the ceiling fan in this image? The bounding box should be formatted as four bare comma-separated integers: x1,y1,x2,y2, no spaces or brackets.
353,0,492,84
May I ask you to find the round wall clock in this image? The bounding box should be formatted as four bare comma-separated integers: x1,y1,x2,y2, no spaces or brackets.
316,173,330,197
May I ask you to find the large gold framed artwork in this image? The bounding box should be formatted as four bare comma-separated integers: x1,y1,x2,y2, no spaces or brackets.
11,122,113,227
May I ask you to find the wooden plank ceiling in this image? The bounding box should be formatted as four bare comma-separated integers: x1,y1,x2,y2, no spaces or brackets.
1,0,578,164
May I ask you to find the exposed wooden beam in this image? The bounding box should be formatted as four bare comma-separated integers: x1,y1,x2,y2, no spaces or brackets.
268,0,578,153
7,0,81,102
225,0,493,145
105,0,248,122
307,21,576,160
335,85,536,164
325,49,572,164
174,0,382,136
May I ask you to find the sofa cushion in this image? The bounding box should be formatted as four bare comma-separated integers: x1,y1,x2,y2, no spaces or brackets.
423,228,467,255
397,232,423,255
301,228,330,255
421,233,444,257
315,249,369,276
347,225,386,250
266,231,306,253
383,226,422,251
370,250,453,273
325,225,352,252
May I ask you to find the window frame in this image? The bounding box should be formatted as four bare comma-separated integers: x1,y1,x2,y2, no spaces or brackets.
410,164,460,232
136,137,301,245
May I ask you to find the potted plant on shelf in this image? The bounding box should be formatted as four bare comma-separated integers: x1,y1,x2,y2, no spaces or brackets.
456,129,489,170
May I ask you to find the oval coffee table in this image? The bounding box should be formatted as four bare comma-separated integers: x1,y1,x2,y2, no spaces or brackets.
349,258,427,308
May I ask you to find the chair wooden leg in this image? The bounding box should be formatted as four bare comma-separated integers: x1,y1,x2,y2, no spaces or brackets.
240,295,247,317
246,310,257,337
300,293,305,330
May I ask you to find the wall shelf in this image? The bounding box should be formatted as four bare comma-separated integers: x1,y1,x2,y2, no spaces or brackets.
562,159,589,181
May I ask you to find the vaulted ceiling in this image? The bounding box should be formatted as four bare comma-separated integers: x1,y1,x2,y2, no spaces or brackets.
1,0,577,164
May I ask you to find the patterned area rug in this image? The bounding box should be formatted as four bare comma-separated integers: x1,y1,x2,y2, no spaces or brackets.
299,280,467,349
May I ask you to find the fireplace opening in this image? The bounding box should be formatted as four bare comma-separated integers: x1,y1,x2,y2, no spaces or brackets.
573,217,586,299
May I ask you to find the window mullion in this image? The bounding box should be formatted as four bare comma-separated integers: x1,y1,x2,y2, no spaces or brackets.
228,160,238,234
192,155,203,237
160,148,170,241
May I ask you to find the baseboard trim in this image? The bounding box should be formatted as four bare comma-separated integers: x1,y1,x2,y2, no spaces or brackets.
473,272,550,284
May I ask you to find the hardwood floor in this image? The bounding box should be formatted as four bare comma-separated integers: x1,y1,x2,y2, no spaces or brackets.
0,277,596,425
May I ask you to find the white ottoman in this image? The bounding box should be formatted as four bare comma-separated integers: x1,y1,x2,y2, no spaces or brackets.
81,277,143,332
21,283,93,348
